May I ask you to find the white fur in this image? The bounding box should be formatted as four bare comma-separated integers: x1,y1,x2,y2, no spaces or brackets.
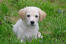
13,7,46,42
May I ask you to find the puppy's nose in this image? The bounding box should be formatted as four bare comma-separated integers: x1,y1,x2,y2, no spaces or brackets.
30,21,34,25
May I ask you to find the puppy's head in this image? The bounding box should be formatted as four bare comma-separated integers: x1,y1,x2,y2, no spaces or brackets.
18,7,46,26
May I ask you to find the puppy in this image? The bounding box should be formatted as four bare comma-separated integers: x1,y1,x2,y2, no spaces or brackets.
13,7,46,42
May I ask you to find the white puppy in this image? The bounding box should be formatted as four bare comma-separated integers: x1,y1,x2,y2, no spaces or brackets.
13,7,46,42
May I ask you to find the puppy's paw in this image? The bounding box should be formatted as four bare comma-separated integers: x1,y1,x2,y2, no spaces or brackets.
37,32,43,38
21,40,24,43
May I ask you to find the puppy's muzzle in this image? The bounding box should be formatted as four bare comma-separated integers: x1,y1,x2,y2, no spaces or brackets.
30,21,34,26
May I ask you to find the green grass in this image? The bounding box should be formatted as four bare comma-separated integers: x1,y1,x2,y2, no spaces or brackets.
0,0,66,44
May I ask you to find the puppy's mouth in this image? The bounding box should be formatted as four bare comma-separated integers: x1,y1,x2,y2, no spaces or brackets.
31,24,34,26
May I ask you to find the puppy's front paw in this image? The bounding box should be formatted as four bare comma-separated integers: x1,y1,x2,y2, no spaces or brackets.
37,32,43,38
21,40,24,43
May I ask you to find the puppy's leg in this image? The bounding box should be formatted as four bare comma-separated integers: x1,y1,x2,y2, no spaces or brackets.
37,32,43,38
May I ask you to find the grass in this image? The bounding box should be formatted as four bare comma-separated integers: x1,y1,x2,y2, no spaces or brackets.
0,0,66,44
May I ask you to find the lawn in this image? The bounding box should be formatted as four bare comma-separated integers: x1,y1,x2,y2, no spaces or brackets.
0,0,66,44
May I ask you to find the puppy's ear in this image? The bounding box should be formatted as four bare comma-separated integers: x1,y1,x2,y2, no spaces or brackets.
39,9,46,21
18,8,26,20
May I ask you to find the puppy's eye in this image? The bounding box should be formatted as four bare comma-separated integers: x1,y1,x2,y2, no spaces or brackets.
27,15,30,17
35,15,38,18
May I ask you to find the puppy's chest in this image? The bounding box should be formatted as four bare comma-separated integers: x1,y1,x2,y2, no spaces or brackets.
20,24,39,38
24,29,37,37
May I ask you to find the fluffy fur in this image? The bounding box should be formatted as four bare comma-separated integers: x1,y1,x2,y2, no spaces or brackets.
13,7,46,42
